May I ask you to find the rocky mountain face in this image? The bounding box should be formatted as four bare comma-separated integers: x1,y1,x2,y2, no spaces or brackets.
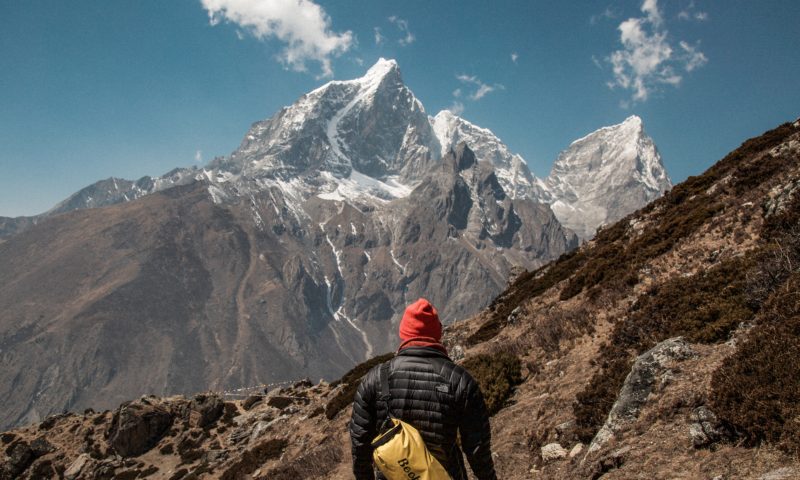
0,59,581,430
430,112,672,240
431,110,538,200
2,119,798,480
536,115,672,239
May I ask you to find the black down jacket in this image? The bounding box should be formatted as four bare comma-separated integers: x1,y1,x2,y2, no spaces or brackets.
349,347,497,480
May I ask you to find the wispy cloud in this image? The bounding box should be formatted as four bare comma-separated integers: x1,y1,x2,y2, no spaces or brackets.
449,101,465,116
374,27,385,46
511,52,519,64
590,6,616,25
605,0,707,102
456,74,504,100
388,16,415,46
200,0,353,79
447,74,502,115
678,1,709,22
680,41,708,72
194,150,203,163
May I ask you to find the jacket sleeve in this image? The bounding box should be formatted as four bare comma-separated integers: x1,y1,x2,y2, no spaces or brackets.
350,367,378,480
458,372,497,480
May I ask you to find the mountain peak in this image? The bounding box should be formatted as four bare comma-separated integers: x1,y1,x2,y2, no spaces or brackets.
366,57,398,74
434,109,458,120
620,115,644,137
359,57,401,87
623,114,643,127
543,116,672,238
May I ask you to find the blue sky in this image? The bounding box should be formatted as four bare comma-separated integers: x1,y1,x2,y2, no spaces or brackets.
1,0,799,217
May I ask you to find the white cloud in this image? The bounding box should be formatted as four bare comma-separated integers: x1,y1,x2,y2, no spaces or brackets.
374,27,384,46
194,150,203,163
388,16,415,46
605,0,707,102
200,0,353,78
456,74,504,100
511,52,519,64
641,0,662,26
452,88,462,98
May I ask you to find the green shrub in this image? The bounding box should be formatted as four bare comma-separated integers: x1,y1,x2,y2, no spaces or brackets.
711,199,800,454
461,352,522,416
325,352,395,420
711,313,800,454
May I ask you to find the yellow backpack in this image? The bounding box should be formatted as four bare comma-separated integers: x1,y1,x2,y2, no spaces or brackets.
371,362,451,480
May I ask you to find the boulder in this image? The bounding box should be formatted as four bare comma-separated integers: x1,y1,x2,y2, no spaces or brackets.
555,420,575,440
107,401,174,457
189,394,224,428
540,443,568,463
27,457,57,478
586,337,695,456
569,443,585,459
39,413,68,431
3,441,35,478
242,395,263,411
689,406,727,448
266,396,294,410
29,437,54,457
64,454,93,480
293,378,313,389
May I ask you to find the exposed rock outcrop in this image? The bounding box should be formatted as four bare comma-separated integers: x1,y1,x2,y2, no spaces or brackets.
108,399,174,457
586,337,695,456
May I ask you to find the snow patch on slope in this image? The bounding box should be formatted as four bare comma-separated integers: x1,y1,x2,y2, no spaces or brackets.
317,170,412,202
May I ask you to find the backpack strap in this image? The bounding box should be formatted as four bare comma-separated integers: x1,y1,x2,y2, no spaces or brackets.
378,361,393,425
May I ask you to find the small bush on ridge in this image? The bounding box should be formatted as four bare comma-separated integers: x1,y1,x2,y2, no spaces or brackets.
461,352,522,416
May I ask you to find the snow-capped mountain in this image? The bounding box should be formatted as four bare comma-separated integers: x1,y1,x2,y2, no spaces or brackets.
211,58,440,187
2,60,670,244
0,59,579,429
536,116,672,239
432,110,538,200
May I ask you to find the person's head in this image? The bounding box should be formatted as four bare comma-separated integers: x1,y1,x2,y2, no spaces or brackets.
399,298,442,343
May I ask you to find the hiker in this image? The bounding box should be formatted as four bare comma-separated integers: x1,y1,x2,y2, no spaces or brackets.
349,298,497,480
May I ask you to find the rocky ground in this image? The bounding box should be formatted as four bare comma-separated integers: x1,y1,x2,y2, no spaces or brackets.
0,381,355,480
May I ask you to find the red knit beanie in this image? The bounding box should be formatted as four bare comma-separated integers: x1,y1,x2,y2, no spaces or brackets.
399,298,442,342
